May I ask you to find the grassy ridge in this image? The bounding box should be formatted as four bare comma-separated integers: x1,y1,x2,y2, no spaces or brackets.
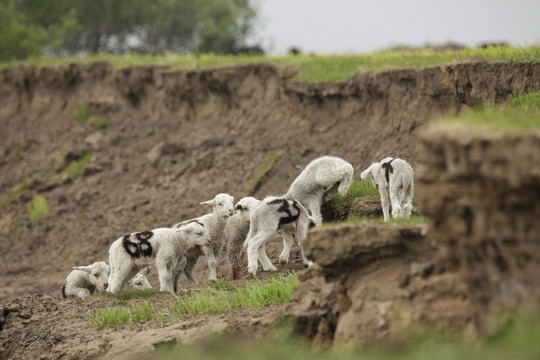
1,45,538,82
436,90,540,132
90,273,299,328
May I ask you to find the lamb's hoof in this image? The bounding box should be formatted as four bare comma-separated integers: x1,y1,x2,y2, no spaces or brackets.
279,256,289,266
303,260,314,268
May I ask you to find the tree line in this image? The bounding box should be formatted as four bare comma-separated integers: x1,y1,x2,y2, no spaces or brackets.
0,0,258,61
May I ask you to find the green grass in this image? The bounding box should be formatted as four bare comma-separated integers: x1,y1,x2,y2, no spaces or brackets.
1,45,538,82
89,306,133,328
87,116,109,128
324,179,379,213
323,215,429,227
74,104,90,123
436,90,540,133
0,187,30,210
247,151,284,193
63,153,92,177
172,273,299,315
90,274,299,327
27,194,49,221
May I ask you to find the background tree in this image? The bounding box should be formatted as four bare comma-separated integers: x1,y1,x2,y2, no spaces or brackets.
0,0,259,60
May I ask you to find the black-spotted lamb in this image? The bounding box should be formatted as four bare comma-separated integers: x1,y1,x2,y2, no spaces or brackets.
172,193,235,283
61,261,109,299
108,221,209,293
360,157,414,221
225,196,261,279
243,196,315,277
285,156,354,226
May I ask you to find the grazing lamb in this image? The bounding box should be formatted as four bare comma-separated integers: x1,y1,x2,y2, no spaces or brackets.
172,193,235,283
61,261,109,299
108,221,209,293
360,157,414,221
285,156,354,226
243,196,315,277
225,196,261,279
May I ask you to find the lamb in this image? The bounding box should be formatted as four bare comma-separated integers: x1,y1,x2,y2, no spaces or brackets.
172,193,235,283
225,196,261,279
243,196,315,277
61,261,109,299
285,156,354,226
360,157,414,221
125,272,152,290
108,221,209,293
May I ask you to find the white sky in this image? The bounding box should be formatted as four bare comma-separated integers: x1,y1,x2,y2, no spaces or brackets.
250,0,540,54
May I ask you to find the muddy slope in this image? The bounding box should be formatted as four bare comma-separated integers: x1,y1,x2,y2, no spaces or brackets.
0,61,539,300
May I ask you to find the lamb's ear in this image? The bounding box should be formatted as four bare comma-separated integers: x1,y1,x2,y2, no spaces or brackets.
140,266,151,275
360,167,371,180
73,266,91,273
200,199,214,206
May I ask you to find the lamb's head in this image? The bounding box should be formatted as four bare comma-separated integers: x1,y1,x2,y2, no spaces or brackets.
126,273,152,290
73,261,109,292
176,221,210,248
360,162,381,185
200,193,235,218
233,196,261,222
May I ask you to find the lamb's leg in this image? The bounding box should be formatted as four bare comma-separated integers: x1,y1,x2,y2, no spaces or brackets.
337,167,354,197
183,254,199,284
305,196,323,227
204,246,218,281
298,241,313,267
390,184,402,219
379,185,391,221
279,231,294,265
156,256,175,292
247,233,267,277
228,240,242,280
259,244,277,272
403,183,414,219
109,262,135,293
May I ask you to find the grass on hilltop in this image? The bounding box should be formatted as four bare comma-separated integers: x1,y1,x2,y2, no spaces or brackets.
1,45,538,82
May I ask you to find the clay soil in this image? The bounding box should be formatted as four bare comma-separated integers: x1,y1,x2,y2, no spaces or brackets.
0,61,538,359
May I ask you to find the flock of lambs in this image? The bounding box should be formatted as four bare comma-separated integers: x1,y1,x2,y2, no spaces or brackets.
61,155,414,299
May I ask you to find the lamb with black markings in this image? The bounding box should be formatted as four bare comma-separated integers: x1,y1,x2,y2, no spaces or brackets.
361,157,414,221
243,196,315,277
108,221,209,293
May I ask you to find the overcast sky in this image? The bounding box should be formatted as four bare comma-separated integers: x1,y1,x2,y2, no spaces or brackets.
250,0,540,54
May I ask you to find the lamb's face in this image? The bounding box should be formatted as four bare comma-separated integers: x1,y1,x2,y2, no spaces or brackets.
126,273,152,290
201,193,235,218
178,222,210,248
75,261,109,293
234,197,261,222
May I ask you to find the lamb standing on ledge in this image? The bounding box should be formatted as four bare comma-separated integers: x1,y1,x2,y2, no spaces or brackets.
61,261,109,299
360,157,414,221
108,222,209,293
225,196,261,279
285,156,354,226
243,196,315,277
172,193,235,283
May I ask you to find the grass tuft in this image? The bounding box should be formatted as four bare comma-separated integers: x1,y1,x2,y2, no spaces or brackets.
74,104,90,123
324,215,429,227
27,194,49,221
87,116,109,128
64,153,92,177
89,306,133,328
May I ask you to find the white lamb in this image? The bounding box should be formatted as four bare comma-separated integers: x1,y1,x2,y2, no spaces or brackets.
360,157,414,221
243,196,315,277
108,221,209,293
125,272,152,290
172,193,235,283
61,261,109,299
225,196,261,279
285,156,354,226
